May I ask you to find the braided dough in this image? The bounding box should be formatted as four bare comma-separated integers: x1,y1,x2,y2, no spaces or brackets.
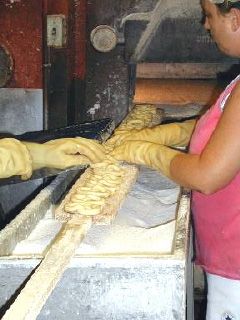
64,160,125,216
104,104,163,154
117,104,163,131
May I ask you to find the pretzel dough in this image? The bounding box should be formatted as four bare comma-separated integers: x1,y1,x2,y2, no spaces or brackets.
104,104,163,153
117,104,163,130
64,160,125,216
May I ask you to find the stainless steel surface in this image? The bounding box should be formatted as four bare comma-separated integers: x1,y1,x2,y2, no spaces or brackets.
0,88,43,135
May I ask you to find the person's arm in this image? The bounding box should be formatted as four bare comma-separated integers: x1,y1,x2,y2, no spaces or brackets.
171,82,240,194
23,137,106,170
0,138,32,179
107,119,196,148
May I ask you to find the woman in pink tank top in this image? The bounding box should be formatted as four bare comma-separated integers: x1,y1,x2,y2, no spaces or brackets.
112,0,240,318
170,1,240,318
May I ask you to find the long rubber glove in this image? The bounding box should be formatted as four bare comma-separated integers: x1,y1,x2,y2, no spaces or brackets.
107,119,196,148
111,140,182,178
23,137,106,170
0,138,32,179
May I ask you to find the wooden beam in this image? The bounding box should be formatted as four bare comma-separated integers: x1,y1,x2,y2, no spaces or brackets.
2,217,92,320
134,78,222,106
136,63,234,79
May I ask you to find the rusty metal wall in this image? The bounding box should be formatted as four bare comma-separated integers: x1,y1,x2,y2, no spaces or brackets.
0,0,43,89
0,0,87,127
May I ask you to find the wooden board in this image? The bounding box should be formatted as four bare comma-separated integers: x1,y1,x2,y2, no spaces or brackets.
136,63,234,79
134,78,223,106
2,217,92,320
55,165,139,225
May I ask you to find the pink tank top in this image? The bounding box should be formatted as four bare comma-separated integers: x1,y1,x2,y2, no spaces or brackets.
190,75,240,280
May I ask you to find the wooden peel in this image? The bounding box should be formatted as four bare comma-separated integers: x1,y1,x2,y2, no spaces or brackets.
2,217,92,320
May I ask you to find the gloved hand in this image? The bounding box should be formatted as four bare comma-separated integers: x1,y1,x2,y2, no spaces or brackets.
111,140,182,178
0,138,32,179
107,119,196,148
23,137,106,170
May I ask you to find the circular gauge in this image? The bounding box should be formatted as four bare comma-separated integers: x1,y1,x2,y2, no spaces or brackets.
90,25,117,53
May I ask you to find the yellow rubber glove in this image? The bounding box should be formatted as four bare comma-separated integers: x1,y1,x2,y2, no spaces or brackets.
111,140,182,178
0,138,32,179
107,119,196,148
23,137,106,170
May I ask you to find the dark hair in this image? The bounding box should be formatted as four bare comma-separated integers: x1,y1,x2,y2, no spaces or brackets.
216,1,240,13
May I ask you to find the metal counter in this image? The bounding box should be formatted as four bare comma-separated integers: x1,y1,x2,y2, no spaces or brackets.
0,166,192,320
